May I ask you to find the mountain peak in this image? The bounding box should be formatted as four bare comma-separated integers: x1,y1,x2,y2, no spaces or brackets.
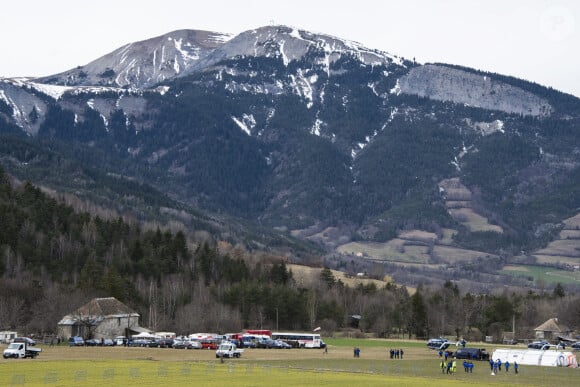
37,29,232,89
189,24,405,72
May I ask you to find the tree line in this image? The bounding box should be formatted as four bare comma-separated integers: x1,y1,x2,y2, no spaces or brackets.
0,166,578,340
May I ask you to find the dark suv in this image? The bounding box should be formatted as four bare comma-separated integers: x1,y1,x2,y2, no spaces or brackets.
453,347,489,360
13,337,36,346
528,340,550,350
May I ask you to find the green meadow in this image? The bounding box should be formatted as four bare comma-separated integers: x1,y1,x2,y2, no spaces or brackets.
1,340,578,386
501,265,580,285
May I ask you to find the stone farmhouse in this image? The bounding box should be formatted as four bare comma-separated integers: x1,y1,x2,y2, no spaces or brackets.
57,297,145,340
534,317,573,341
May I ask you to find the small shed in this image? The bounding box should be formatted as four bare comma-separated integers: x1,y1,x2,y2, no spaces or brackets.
57,297,142,340
534,318,571,340
0,331,18,344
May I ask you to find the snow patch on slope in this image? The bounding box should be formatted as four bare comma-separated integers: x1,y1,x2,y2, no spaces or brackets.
231,114,256,136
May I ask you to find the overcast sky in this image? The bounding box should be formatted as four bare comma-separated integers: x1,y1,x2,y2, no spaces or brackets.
1,0,578,97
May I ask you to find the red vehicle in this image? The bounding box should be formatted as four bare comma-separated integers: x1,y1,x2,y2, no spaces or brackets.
200,339,219,350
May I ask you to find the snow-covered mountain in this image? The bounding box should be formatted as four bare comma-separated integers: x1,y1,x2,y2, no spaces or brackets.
38,29,232,89
1,25,579,273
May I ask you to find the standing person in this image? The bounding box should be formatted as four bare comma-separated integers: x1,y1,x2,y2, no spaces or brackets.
451,358,457,374
440,359,446,373
514,361,519,374
505,360,510,372
400,349,404,359
489,358,494,372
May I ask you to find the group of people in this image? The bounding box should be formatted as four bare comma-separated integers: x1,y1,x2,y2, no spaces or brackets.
389,348,404,359
490,358,519,375
440,359,457,374
438,356,520,376
462,360,475,372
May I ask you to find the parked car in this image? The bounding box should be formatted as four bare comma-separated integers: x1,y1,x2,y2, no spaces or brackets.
68,336,85,346
172,339,188,349
131,338,158,347
241,337,257,348
187,340,202,349
84,339,101,346
13,337,36,346
453,347,489,360
276,340,292,349
528,340,550,350
103,339,114,346
257,339,284,349
114,336,127,346
200,340,219,350
256,338,272,348
571,342,580,351
157,338,174,348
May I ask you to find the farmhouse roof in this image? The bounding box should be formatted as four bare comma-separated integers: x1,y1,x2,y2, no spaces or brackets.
534,317,569,333
59,297,139,324
81,297,137,316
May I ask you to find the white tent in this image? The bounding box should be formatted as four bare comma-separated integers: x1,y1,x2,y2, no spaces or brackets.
132,331,159,339
492,348,578,368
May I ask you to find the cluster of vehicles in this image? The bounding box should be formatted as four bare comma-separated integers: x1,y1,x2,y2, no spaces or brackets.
427,337,489,360
427,336,580,361
63,330,325,358
528,340,580,351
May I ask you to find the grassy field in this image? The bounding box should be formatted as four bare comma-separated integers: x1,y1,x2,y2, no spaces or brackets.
447,207,503,233
287,264,392,288
501,265,580,285
1,339,578,386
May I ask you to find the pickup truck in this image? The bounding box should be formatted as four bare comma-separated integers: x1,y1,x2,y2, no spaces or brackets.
216,342,244,358
3,342,42,359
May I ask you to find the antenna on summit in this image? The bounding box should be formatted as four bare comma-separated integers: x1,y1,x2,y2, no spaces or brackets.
270,19,276,26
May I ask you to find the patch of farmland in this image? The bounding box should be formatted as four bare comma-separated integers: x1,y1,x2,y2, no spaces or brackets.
432,245,498,263
337,233,495,267
447,207,503,233
439,228,457,245
336,240,424,262
287,264,392,288
563,213,580,228
559,230,580,239
533,255,580,267
439,178,503,233
535,239,580,258
514,213,580,268
502,265,529,272
501,265,580,284
398,230,437,244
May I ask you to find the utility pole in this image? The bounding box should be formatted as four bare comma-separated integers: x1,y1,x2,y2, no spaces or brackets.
275,307,279,331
